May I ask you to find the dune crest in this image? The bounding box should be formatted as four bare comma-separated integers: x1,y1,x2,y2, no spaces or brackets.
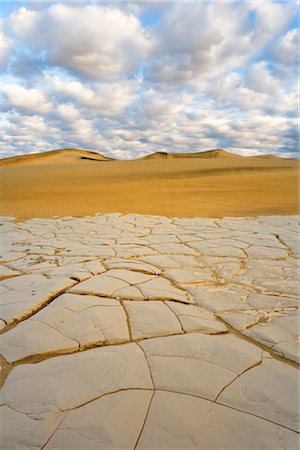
0,148,289,167
0,148,114,166
141,149,244,159
0,147,298,220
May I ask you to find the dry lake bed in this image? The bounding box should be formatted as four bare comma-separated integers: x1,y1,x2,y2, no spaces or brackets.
0,212,299,449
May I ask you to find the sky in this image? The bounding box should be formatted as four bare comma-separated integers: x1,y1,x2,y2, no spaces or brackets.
1,0,299,159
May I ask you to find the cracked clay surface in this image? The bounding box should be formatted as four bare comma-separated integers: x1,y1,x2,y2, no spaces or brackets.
0,212,299,449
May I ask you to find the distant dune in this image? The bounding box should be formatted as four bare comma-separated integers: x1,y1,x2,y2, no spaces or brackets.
141,149,245,159
0,148,114,166
0,148,298,220
0,148,288,166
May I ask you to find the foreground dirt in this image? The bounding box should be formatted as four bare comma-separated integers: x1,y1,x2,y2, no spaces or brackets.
0,213,299,449
0,156,299,220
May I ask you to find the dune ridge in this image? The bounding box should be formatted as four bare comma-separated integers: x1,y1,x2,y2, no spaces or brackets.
0,147,298,220
141,149,245,160
0,148,114,166
0,148,293,167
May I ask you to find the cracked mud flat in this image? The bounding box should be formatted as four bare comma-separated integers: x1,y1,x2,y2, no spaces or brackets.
0,212,299,449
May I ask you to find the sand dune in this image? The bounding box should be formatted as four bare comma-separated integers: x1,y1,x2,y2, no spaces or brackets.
141,149,244,159
0,148,114,166
0,148,298,220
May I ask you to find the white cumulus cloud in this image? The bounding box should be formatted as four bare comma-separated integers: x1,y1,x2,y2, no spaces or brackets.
10,4,152,79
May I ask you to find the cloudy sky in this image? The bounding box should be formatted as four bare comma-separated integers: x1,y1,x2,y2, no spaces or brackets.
1,0,298,159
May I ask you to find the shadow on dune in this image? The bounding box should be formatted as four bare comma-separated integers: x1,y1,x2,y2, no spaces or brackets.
80,157,112,162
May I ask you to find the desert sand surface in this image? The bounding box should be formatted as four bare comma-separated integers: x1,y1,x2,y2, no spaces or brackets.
0,149,299,221
0,212,299,449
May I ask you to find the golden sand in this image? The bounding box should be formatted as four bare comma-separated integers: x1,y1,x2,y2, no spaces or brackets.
0,149,299,221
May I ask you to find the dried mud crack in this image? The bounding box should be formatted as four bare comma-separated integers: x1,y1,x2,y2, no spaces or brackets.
0,213,299,449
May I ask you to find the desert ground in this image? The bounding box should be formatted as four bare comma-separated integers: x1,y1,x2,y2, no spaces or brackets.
0,149,299,221
0,149,299,449
0,212,299,449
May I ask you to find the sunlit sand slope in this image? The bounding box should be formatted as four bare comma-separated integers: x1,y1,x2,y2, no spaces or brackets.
0,149,298,220
0,148,114,166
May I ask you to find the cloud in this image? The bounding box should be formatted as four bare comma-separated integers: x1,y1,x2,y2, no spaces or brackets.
0,27,11,66
1,1,298,159
245,61,281,95
272,28,299,65
2,84,52,113
48,75,137,116
10,4,152,79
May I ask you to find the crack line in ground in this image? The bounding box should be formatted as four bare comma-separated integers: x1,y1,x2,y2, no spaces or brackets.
0,281,80,335
134,390,155,450
214,353,263,402
155,388,298,434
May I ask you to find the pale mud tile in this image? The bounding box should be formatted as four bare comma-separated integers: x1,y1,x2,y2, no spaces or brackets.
231,259,299,296
124,300,183,339
0,320,79,363
58,245,115,258
258,215,299,226
218,310,265,331
116,237,150,246
140,333,261,401
245,246,288,259
58,293,120,309
44,390,153,450
113,245,157,258
209,260,243,280
243,310,300,363
1,230,33,243
169,254,207,267
166,302,227,334
102,269,155,285
105,258,161,275
173,233,204,243
0,265,21,279
27,246,57,256
0,293,129,362
77,237,116,246
137,277,189,303
277,230,299,256
217,218,270,233
1,343,153,417
173,217,217,228
54,256,99,266
200,238,250,249
114,286,145,300
83,260,107,274
138,255,183,269
0,216,16,222
0,274,76,324
218,356,300,432
247,292,299,310
21,262,59,274
0,252,28,264
188,243,246,258
36,238,80,249
163,267,215,283
150,243,196,255
143,234,180,244
136,391,298,450
150,226,181,235
196,230,240,240
42,261,106,281
0,404,64,450
69,274,129,296
187,284,251,312
236,235,284,248
5,255,56,272
1,243,30,253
